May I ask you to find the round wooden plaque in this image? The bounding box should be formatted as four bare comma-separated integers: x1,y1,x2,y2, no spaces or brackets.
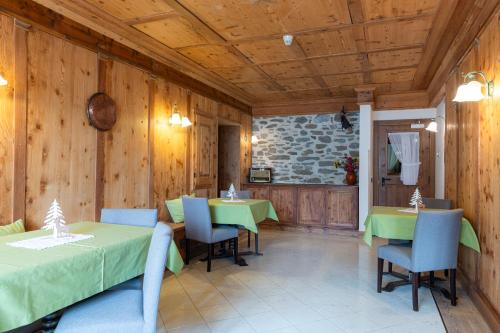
86,93,117,131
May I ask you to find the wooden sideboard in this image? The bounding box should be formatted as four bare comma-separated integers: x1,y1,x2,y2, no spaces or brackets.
242,184,359,230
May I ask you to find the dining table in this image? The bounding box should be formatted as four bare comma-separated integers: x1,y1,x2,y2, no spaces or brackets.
0,221,184,332
209,198,279,255
363,206,480,297
363,206,481,252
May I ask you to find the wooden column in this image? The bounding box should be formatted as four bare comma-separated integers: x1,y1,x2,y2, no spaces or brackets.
12,20,29,221
147,77,156,208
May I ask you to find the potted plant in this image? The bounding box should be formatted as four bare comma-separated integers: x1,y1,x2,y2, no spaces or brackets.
335,155,359,185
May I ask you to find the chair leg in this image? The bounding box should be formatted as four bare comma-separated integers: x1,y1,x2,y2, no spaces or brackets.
450,269,457,306
444,269,449,277
207,244,212,272
247,230,251,248
412,272,419,311
418,272,421,288
429,271,435,287
377,258,384,293
185,239,190,265
388,262,393,273
234,237,239,264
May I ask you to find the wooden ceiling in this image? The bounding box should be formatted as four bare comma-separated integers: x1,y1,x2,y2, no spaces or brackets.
27,0,494,108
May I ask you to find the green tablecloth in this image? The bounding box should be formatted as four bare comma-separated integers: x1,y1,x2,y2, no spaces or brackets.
0,222,184,331
209,199,279,233
363,206,481,253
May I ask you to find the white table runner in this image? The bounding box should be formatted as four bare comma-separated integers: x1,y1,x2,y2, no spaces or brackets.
7,234,94,250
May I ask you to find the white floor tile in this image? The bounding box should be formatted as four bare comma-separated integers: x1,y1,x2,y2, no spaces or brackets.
244,310,292,332
207,317,256,333
198,303,240,322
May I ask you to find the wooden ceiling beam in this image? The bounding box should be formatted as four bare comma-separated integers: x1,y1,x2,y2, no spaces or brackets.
1,0,252,112
426,0,499,102
253,97,359,116
412,0,469,89
122,11,178,26
28,0,254,104
347,0,371,84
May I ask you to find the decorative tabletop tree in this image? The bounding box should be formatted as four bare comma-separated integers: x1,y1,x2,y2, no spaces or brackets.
42,199,68,238
410,187,424,212
226,183,237,201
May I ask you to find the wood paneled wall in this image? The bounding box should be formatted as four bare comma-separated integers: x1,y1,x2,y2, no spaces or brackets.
0,13,251,227
445,9,500,327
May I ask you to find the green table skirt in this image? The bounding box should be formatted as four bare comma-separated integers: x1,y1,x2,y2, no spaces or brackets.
209,198,279,233
0,222,184,331
363,206,481,252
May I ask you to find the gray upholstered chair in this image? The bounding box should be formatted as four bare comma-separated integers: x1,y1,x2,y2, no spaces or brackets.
55,223,172,333
220,190,253,247
101,208,158,228
377,209,463,311
423,197,452,209
101,208,159,290
183,197,239,272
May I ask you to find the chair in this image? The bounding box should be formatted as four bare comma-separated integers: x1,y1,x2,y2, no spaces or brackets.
101,208,159,290
183,197,239,272
377,209,463,311
220,190,253,247
101,208,158,228
423,198,452,209
55,223,172,333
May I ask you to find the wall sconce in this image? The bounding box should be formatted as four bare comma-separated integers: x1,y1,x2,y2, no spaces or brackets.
169,103,192,127
453,71,494,102
251,135,258,144
0,74,7,86
425,120,437,133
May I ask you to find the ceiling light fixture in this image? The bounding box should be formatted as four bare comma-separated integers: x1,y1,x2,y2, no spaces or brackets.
453,71,494,102
283,34,293,46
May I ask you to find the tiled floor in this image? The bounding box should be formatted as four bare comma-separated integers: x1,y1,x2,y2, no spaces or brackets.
156,230,446,333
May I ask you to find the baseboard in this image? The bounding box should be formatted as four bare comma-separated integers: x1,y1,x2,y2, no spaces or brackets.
259,223,360,237
460,269,500,332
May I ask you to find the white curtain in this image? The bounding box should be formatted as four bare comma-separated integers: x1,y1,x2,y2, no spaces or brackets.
388,132,420,185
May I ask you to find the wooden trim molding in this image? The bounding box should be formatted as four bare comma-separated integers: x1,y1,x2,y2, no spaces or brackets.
459,268,500,332
12,20,29,221
253,97,359,116
0,0,252,113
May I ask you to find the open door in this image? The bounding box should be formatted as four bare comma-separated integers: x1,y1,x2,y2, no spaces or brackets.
373,120,435,206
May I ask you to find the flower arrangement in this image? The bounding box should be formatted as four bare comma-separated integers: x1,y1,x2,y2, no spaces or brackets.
334,155,359,173
335,155,359,185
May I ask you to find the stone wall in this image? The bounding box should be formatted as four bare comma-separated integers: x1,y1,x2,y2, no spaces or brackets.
252,113,359,184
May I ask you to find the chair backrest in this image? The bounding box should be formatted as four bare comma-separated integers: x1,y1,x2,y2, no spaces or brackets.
411,209,463,272
182,197,213,243
220,190,251,199
142,223,172,333
422,198,452,210
101,209,158,228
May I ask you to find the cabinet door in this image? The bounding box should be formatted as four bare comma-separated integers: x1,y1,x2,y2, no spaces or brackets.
269,187,296,224
193,113,216,189
298,188,325,225
326,189,358,229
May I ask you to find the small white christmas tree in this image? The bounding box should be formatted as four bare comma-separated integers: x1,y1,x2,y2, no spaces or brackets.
42,199,68,238
227,183,237,201
409,188,423,212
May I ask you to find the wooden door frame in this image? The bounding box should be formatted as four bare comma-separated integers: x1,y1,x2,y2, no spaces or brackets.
373,119,436,205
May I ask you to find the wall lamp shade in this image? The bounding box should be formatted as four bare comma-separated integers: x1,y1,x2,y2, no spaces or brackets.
169,112,182,125
251,135,258,144
426,121,438,133
0,74,7,86
181,116,192,127
453,71,494,102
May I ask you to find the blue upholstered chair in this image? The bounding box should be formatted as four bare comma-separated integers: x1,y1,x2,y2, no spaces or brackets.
220,190,253,247
101,208,158,228
422,197,452,209
55,223,172,333
101,208,159,291
377,209,463,311
183,197,239,272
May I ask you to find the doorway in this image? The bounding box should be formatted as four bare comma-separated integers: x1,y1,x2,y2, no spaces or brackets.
218,123,241,195
373,120,435,206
